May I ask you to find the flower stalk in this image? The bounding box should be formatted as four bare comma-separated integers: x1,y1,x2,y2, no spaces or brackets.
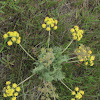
19,44,36,61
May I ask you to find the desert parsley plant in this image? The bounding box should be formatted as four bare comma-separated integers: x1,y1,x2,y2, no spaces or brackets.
2,16,96,100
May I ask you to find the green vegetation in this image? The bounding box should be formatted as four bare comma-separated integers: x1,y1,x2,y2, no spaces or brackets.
0,0,100,100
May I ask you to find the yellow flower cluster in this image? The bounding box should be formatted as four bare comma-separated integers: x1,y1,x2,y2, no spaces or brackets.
3,31,21,46
71,87,84,100
70,26,83,41
74,44,95,66
3,81,21,100
39,48,55,67
42,17,58,31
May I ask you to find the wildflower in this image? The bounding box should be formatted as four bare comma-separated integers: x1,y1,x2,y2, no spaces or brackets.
54,20,58,25
12,83,17,88
90,55,95,61
3,81,21,99
6,81,11,85
90,62,94,66
71,87,84,100
79,90,84,95
3,31,21,46
11,97,16,100
3,93,7,97
88,50,92,54
51,23,54,27
42,24,46,28
75,87,79,91
46,27,51,31
16,39,21,44
14,92,18,96
71,91,76,95
85,62,88,65
70,28,75,33
54,26,57,30
16,87,21,92
42,17,58,31
3,34,8,39
7,85,11,89
44,17,49,22
11,37,16,42
7,40,13,46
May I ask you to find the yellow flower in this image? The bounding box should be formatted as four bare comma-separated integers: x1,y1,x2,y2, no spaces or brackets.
72,33,76,36
11,88,15,93
74,26,79,31
11,97,16,100
49,18,53,21
90,62,94,66
79,46,81,49
51,23,54,27
11,37,16,42
75,93,82,99
46,21,51,25
71,91,76,95
74,26,79,29
7,85,11,89
73,36,77,40
46,27,51,31
6,81,11,85
7,40,13,46
16,39,21,44
54,26,57,30
79,59,83,62
70,28,75,33
3,93,7,97
13,31,18,37
16,87,21,92
3,34,8,39
77,37,81,41
14,92,18,96
42,24,46,28
75,87,79,91
9,32,13,37
88,50,92,54
44,17,49,22
85,62,88,65
16,33,19,37
90,55,95,61
79,30,84,34
12,83,17,88
3,87,6,91
54,20,58,25
79,90,84,95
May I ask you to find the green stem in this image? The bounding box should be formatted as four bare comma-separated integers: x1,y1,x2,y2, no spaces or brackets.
17,74,34,86
60,80,72,92
68,56,77,60
48,30,50,48
62,40,73,54
0,39,7,53
19,44,36,61
66,60,80,63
